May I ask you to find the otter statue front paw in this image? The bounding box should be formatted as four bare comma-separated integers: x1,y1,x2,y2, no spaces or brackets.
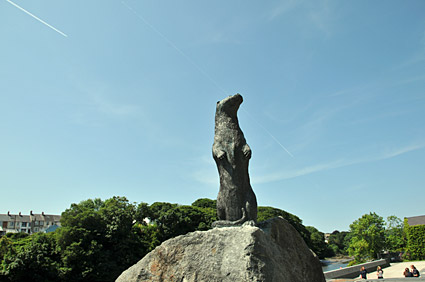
216,150,226,160
242,145,251,159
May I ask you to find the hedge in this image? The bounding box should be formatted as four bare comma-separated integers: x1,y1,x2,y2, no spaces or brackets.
405,219,425,260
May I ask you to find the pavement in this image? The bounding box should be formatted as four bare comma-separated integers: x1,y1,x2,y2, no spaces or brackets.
375,261,425,279
327,260,425,282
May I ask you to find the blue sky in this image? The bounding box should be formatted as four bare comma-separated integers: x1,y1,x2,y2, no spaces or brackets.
1,0,424,232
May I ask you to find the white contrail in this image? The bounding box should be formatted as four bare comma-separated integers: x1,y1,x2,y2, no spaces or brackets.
241,108,294,158
6,0,68,37
121,1,294,158
121,1,226,95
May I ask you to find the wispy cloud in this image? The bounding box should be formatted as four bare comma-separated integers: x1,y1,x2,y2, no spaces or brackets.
268,0,335,37
121,1,228,96
206,31,242,45
6,0,67,37
90,93,139,117
268,0,301,21
251,142,425,184
391,43,425,71
187,155,218,187
381,143,425,159
392,73,425,86
398,26,425,68
252,159,344,184
191,169,218,187
308,0,333,38
288,99,354,153
69,82,141,127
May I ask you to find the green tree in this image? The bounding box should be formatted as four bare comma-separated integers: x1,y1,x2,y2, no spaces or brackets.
191,198,217,209
5,233,29,240
0,236,12,261
306,226,334,259
328,230,350,255
156,205,216,240
135,223,161,253
0,197,337,281
0,236,13,281
1,232,61,282
57,197,149,282
148,202,178,221
385,215,404,253
348,212,385,264
135,202,151,224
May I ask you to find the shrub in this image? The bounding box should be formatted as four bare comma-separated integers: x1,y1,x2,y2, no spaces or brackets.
404,219,425,260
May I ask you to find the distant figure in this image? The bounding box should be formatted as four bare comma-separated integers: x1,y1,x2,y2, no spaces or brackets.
360,266,367,279
411,265,420,277
404,267,413,277
377,266,383,279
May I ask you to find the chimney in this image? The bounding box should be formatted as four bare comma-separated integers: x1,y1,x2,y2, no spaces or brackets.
42,212,45,216
30,210,34,216
19,212,22,217
7,211,10,216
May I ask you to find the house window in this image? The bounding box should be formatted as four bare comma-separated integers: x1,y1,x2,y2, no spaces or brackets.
21,222,27,227
34,227,39,232
9,222,14,227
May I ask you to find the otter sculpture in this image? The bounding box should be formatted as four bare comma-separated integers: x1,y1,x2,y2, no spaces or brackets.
212,94,257,227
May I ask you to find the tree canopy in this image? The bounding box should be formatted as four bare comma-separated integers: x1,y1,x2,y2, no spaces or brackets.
306,226,334,259
385,215,404,253
327,230,350,255
347,212,386,264
0,196,341,281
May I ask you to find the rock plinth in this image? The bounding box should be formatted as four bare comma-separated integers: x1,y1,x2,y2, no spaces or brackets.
116,217,326,282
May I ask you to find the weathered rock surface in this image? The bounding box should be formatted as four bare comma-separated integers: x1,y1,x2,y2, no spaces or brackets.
116,217,326,282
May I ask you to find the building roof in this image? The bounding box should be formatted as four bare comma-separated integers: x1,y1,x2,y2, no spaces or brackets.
0,213,61,222
0,214,31,222
406,215,425,226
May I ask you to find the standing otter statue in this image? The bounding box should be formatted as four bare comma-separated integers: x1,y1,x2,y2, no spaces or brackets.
115,93,326,282
212,94,257,227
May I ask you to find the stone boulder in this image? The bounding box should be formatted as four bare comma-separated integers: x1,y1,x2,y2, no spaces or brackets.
116,217,325,282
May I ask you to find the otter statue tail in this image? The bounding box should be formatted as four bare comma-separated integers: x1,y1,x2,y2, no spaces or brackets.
212,203,256,228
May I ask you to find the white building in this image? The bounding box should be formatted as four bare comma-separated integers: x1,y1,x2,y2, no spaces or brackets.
0,211,61,235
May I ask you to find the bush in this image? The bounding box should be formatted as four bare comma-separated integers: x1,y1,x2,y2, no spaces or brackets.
404,219,425,260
